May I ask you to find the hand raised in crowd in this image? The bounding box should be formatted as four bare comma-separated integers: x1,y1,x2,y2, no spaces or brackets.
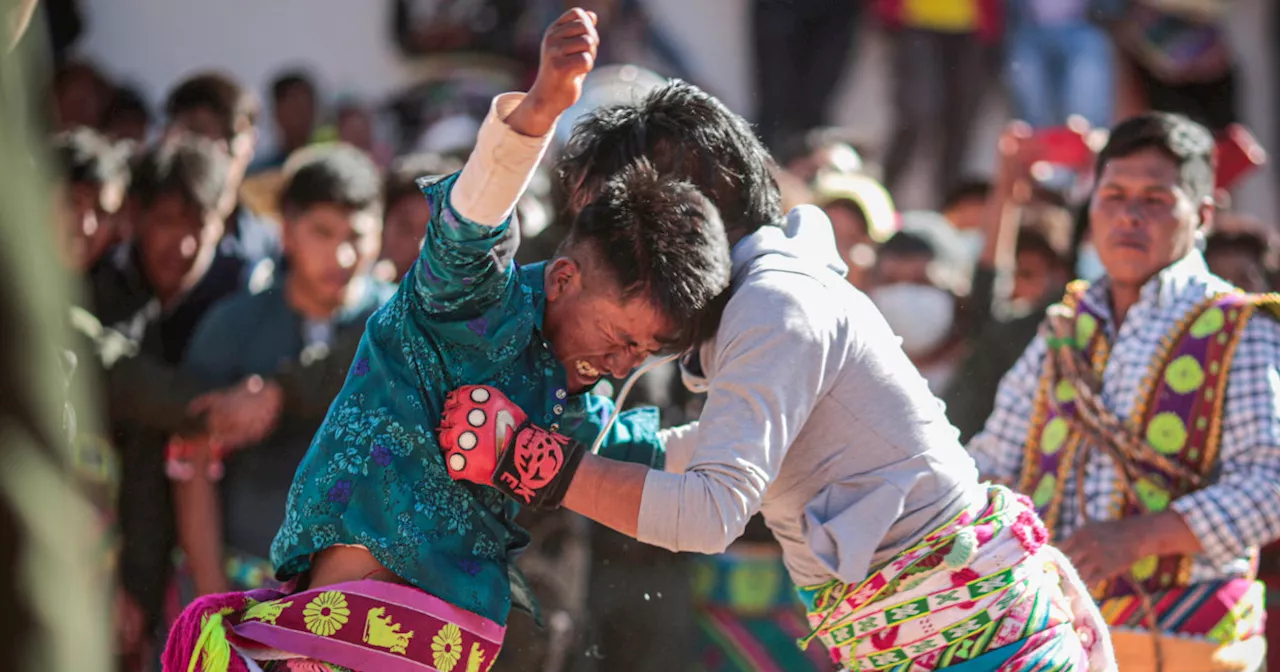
506,7,599,137
187,375,284,451
993,121,1036,203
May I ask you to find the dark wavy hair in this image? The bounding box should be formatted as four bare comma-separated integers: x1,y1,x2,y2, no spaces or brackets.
564,160,732,351
556,80,781,241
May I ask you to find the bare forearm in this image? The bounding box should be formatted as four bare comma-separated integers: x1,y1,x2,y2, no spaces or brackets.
504,94,560,138
1137,509,1203,558
172,444,227,595
561,452,649,538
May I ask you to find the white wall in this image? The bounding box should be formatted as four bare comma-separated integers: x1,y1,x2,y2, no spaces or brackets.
76,0,1276,220
79,0,420,104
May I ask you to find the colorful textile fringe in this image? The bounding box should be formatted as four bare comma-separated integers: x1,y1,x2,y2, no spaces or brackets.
796,486,1114,671
1098,577,1264,642
163,580,505,672
1102,578,1266,671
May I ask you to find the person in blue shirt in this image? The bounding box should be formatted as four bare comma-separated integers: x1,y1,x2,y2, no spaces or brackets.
166,11,732,671
171,143,391,602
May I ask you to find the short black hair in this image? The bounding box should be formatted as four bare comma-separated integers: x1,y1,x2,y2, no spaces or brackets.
878,231,936,260
50,127,129,188
104,85,150,127
940,178,993,212
53,60,108,95
1096,112,1216,205
557,79,782,240
270,70,316,103
1016,228,1069,269
384,153,462,211
128,136,228,214
165,72,259,139
279,144,382,220
1206,230,1276,270
563,161,731,351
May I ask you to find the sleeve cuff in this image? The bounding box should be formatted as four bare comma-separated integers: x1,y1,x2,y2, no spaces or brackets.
1170,491,1245,568
451,92,554,227
636,470,684,552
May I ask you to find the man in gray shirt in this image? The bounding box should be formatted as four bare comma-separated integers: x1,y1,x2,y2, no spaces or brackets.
439,81,1117,671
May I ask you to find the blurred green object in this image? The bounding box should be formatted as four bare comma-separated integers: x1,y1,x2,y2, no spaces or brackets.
0,1,112,669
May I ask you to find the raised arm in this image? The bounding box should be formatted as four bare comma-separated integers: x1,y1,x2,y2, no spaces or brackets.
410,8,597,321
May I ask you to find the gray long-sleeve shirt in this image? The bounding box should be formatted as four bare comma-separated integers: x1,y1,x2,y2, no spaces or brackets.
637,206,986,589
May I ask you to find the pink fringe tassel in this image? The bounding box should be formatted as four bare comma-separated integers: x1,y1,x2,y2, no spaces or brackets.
161,591,255,672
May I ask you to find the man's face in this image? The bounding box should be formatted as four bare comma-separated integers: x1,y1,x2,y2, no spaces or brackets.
1012,250,1066,305
542,258,676,393
106,113,149,144
1089,147,1205,288
944,197,987,233
823,202,871,260
283,204,380,312
54,180,124,271
873,252,932,287
338,109,374,153
170,108,254,201
1206,248,1270,293
56,74,105,130
275,87,316,148
379,194,430,281
136,194,223,300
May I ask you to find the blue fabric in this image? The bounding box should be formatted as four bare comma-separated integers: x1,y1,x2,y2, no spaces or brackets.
940,640,1021,672
1006,22,1114,129
270,172,665,624
185,277,389,559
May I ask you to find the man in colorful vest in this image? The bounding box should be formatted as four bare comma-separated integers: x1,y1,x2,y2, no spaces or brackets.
969,111,1280,671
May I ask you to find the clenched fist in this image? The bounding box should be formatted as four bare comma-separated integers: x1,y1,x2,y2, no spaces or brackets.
437,385,587,509
506,8,600,137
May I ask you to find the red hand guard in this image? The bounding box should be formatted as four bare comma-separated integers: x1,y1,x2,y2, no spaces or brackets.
437,385,586,509
437,385,529,485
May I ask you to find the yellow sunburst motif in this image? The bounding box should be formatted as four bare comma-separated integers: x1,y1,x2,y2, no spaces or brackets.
302,591,351,636
431,623,464,672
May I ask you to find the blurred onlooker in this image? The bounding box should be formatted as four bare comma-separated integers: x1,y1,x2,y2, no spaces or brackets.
172,144,387,599
752,0,861,152
102,85,151,144
943,122,1075,440
249,69,318,174
86,135,238,643
375,152,462,284
165,71,281,272
940,177,993,264
1205,213,1278,293
876,0,1001,200
777,127,869,185
1005,1,1113,129
335,100,393,168
812,171,897,287
944,218,1073,441
868,219,969,393
52,58,109,131
50,127,130,272
1113,2,1237,131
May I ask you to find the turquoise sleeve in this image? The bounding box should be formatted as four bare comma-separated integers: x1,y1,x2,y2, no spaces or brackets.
563,394,667,470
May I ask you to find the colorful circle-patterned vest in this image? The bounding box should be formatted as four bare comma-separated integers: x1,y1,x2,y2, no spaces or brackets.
1017,281,1280,600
